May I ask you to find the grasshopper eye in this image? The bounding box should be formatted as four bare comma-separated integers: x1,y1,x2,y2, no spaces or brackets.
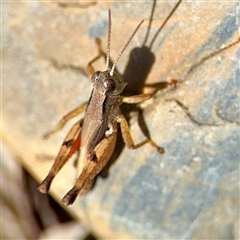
104,79,116,92
92,71,101,82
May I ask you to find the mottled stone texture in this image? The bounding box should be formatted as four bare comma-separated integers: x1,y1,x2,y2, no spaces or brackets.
2,1,239,239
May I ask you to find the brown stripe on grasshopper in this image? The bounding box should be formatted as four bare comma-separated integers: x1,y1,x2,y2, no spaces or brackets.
63,139,75,147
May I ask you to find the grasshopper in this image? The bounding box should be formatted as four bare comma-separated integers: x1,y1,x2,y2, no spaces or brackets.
38,10,163,206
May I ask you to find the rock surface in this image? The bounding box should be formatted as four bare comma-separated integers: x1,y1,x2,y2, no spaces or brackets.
2,1,239,239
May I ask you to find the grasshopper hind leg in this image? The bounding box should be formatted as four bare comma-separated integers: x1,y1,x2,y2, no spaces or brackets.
61,132,117,206
38,119,83,194
61,178,96,206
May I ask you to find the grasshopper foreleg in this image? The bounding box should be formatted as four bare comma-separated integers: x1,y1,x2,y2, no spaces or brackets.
87,38,106,76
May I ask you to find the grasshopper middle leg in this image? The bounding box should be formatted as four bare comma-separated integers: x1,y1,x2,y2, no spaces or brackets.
121,94,164,154
43,102,87,139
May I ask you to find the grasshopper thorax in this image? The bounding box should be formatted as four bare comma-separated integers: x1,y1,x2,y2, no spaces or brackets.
91,70,127,96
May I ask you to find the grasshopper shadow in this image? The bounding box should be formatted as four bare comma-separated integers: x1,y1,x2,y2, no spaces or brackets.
100,0,182,179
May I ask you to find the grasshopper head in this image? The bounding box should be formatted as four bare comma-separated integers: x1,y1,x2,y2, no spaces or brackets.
91,70,126,96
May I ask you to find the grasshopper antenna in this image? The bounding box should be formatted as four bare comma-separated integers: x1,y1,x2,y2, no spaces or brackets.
110,19,144,76
105,9,112,71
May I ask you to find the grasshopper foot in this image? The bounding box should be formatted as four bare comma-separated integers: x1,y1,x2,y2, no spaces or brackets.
37,175,53,194
61,186,80,206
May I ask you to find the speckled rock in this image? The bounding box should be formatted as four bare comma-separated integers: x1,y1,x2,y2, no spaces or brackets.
2,1,239,239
